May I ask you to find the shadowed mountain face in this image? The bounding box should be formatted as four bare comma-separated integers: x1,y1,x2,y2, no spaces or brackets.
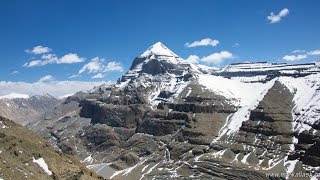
29,42,320,179
0,116,101,179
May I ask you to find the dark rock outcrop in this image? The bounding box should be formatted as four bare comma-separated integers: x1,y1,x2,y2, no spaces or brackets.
80,100,145,128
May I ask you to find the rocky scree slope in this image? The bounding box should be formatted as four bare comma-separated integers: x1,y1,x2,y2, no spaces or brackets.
30,42,320,179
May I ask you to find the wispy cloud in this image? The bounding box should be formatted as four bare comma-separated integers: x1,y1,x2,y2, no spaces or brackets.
79,57,123,74
104,61,123,72
24,60,51,67
68,74,81,79
23,46,85,67
38,75,54,82
10,70,19,75
0,81,109,97
267,8,289,24
185,38,219,48
24,53,84,67
79,57,104,74
292,50,306,53
308,50,320,55
25,46,51,55
91,73,105,79
283,54,307,61
185,51,233,64
283,49,320,61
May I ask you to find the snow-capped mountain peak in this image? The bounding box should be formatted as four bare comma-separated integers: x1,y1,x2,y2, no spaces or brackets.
127,42,189,77
139,42,179,59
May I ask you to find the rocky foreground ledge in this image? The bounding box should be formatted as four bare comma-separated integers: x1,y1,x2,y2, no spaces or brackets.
0,116,102,179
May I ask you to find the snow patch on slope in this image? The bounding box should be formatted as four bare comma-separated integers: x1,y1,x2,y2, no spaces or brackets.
197,74,274,107
199,75,276,139
279,73,320,134
87,163,115,179
225,79,274,134
82,154,94,164
58,93,74,99
33,157,52,176
147,73,190,107
230,75,268,82
0,121,8,128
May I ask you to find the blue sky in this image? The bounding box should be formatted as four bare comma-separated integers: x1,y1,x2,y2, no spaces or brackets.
0,0,320,95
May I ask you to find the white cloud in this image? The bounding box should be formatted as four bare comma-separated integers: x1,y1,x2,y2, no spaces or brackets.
24,53,84,67
57,53,85,64
185,38,220,48
292,50,306,53
23,53,58,67
283,54,307,61
104,61,124,72
267,8,289,23
25,46,51,55
79,57,123,74
68,74,81,79
282,49,320,61
24,45,85,67
0,81,109,97
308,50,320,55
41,53,58,60
79,57,104,74
23,60,49,67
185,55,200,64
10,70,19,75
38,75,54,82
185,51,233,64
91,73,105,79
201,51,233,64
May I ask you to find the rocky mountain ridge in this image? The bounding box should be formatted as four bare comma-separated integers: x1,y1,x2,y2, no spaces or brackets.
29,42,320,179
0,93,61,125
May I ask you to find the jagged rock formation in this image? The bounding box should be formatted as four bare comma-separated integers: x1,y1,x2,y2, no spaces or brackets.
0,116,101,179
29,42,320,179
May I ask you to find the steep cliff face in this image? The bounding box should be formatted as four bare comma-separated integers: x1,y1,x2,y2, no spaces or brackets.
0,116,101,180
212,81,295,173
29,42,320,179
281,74,320,168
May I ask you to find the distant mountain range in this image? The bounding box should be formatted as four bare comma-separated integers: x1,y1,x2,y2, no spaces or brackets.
0,93,61,125
3,42,320,179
